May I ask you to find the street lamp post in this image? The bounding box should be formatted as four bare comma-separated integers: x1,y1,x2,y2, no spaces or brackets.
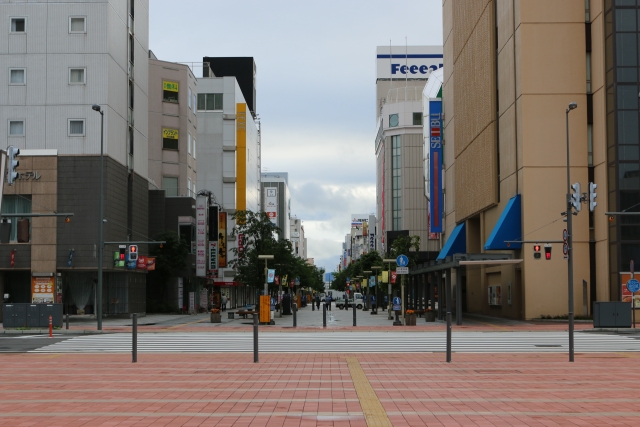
565,102,577,362
363,270,372,310
383,259,395,319
91,104,104,331
371,266,382,314
258,255,274,297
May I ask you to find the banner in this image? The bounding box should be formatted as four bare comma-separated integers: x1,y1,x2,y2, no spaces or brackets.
162,128,178,139
265,187,278,225
267,269,275,283
196,195,207,277
209,241,217,270
237,233,244,257
162,81,179,92
136,255,147,270
31,276,54,304
429,99,443,233
147,257,156,271
218,212,227,267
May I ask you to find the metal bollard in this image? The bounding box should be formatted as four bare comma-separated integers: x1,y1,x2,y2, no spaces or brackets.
353,301,357,326
323,304,327,328
293,303,297,327
65,312,69,330
132,313,137,363
48,315,53,338
253,313,259,363
446,312,452,363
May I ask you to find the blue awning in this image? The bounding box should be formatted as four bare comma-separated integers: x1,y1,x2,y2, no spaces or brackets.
436,222,466,260
484,194,522,250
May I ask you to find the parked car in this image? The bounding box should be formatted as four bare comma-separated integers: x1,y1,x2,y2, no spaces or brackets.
336,293,364,310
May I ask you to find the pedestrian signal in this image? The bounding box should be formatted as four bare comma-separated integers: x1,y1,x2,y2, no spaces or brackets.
544,245,552,260
128,244,138,261
533,245,541,259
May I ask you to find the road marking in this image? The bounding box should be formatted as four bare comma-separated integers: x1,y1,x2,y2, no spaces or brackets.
347,356,392,427
165,318,207,329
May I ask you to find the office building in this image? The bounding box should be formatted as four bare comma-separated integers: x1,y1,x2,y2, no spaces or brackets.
261,172,291,241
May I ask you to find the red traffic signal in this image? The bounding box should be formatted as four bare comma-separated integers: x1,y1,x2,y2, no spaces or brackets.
533,245,541,259
544,245,552,260
119,247,125,261
128,244,138,261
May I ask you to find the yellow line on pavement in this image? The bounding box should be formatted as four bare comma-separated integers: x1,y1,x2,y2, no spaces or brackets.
347,357,392,427
165,318,207,329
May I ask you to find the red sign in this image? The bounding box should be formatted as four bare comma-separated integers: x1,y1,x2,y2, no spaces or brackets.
147,257,156,271
391,271,397,284
267,212,276,218
289,280,294,288
136,255,147,270
275,276,280,285
237,233,244,255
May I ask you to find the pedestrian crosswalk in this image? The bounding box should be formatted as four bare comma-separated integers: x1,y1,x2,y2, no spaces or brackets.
28,331,640,354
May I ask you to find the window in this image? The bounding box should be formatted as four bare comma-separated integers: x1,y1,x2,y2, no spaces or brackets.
68,119,85,136
188,87,192,109
129,35,134,65
8,120,24,136
69,68,86,84
129,80,134,109
10,18,25,33
163,81,179,103
413,112,423,126
188,178,192,196
197,93,223,111
162,176,178,197
69,16,86,33
193,138,196,159
9,68,25,85
193,93,197,115
192,182,196,197
392,135,402,230
162,128,179,150
188,132,191,155
389,113,399,127
1,196,32,242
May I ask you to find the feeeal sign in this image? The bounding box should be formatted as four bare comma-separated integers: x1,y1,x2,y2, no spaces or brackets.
429,99,443,233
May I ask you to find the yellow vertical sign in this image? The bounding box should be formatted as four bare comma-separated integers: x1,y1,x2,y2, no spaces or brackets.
260,295,270,323
236,103,247,216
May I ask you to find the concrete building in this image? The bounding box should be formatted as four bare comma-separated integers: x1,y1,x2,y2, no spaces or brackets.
375,46,443,255
0,0,149,318
196,71,260,306
261,172,291,241
290,217,306,259
420,0,629,320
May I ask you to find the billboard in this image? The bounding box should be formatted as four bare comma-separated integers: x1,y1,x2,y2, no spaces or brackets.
265,187,278,225
429,99,443,233
376,46,443,81
218,212,227,268
196,195,208,277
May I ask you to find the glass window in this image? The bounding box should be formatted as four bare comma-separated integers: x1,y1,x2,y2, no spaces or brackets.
413,112,422,126
163,81,179,103
187,178,192,196
10,18,25,33
389,114,399,127
193,94,197,115
1,196,32,242
619,145,640,160
617,84,639,109
392,135,402,230
617,67,639,81
617,33,638,66
618,110,639,144
8,120,24,136
68,119,85,136
9,68,25,85
192,182,196,197
162,176,178,197
193,138,196,159
162,128,179,150
619,163,640,189
188,87,192,109
188,132,191,155
69,16,86,33
616,8,636,31
197,93,223,111
69,68,86,84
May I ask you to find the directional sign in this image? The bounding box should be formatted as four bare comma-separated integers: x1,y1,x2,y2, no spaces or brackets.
396,254,409,267
627,279,640,294
392,297,401,311
396,267,409,274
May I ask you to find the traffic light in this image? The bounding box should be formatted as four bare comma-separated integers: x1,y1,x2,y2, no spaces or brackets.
571,182,581,212
6,145,20,185
533,244,541,259
119,246,126,261
589,182,597,212
544,244,552,260
128,244,138,261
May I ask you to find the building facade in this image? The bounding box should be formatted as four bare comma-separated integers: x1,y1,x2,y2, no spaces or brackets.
261,172,291,241
0,0,149,318
434,0,630,320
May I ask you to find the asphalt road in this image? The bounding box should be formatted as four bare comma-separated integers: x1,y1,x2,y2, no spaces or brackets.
0,335,72,353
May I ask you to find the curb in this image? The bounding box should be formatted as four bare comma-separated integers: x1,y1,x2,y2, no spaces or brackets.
1,329,108,335
581,328,640,334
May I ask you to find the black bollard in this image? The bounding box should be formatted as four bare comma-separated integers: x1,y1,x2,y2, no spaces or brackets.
65,312,69,330
293,303,297,327
253,313,259,363
323,304,327,328
353,300,357,326
446,312,452,363
132,313,137,363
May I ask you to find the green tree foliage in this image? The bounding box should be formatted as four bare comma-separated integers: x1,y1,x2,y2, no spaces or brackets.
331,250,383,291
389,235,420,267
147,230,189,312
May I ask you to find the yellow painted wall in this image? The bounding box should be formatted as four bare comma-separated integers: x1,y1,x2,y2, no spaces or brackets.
236,103,247,212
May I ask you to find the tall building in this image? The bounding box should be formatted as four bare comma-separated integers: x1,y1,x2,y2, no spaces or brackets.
261,172,291,241
196,72,261,304
290,217,306,259
0,0,149,317
428,0,628,320
375,46,443,255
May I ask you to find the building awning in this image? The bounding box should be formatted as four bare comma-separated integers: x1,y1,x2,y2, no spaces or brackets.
484,194,522,250
436,222,466,260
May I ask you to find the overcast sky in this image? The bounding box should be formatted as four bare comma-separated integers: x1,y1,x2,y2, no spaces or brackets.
149,0,443,274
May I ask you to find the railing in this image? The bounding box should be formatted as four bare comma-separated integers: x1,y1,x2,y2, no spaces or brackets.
178,62,214,79
386,86,423,103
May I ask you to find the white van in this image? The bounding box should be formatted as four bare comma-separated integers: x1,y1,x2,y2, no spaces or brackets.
336,292,364,309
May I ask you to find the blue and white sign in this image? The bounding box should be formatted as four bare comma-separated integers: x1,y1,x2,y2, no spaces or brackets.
267,269,275,283
429,99,443,233
627,279,640,294
376,46,443,80
392,297,401,311
369,276,375,287
396,254,409,267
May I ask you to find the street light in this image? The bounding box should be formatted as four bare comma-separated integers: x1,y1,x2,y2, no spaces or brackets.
371,266,382,314
363,270,372,310
91,104,104,331
258,255,274,296
565,101,577,362
383,259,395,319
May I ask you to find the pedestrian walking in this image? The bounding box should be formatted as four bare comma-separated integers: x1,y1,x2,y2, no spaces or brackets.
325,295,331,311
221,294,227,311
315,294,320,310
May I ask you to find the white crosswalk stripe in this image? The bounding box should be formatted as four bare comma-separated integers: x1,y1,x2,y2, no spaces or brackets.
28,331,640,354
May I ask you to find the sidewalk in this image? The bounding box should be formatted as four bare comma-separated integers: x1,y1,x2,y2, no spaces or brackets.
0,351,638,426
2,304,602,334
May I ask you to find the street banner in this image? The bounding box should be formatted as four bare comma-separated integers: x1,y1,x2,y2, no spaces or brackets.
218,212,227,267
391,271,397,284
136,255,147,270
209,241,217,270
429,99,443,233
268,269,275,283
265,188,278,225
195,195,207,277
146,257,156,271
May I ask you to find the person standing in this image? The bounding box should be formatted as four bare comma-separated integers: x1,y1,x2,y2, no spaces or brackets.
325,294,331,311
221,294,228,311
315,294,320,310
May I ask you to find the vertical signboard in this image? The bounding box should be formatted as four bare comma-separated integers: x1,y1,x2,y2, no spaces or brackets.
236,103,247,213
218,212,227,268
265,187,278,225
209,241,218,270
237,233,244,257
31,276,54,304
196,195,207,277
178,278,184,310
208,206,218,271
429,99,443,233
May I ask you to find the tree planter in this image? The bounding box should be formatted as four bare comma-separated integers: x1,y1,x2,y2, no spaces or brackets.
405,314,417,326
425,311,436,322
210,312,221,323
